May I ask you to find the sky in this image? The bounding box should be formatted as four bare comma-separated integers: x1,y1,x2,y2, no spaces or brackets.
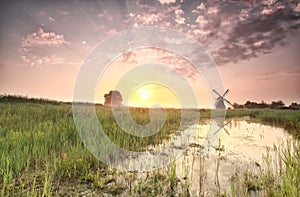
0,0,299,108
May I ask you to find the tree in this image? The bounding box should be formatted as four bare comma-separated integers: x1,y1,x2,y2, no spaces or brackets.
270,100,285,109
289,102,300,110
104,90,123,106
244,100,258,109
258,100,269,108
244,100,269,109
233,102,244,109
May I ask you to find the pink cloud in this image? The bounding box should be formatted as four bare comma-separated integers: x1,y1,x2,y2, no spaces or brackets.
261,7,273,15
19,28,70,66
106,29,117,36
197,3,205,10
21,28,68,47
253,40,265,47
157,0,176,5
207,7,218,15
21,54,64,67
137,13,160,25
175,15,185,24
48,16,55,22
195,16,208,28
263,0,277,6
175,9,184,15
175,8,185,24
295,3,300,12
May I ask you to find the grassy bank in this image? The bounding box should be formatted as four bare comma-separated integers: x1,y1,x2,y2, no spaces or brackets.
0,102,189,196
226,109,300,139
230,139,300,197
0,100,299,196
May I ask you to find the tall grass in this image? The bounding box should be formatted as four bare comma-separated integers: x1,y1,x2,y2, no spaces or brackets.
0,102,189,195
229,139,300,196
0,100,299,196
0,103,102,195
97,106,182,151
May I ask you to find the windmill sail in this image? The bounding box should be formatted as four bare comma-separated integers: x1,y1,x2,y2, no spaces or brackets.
213,89,232,109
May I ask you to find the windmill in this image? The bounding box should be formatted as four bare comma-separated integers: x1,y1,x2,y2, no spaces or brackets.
213,89,233,109
200,89,233,155
214,119,231,135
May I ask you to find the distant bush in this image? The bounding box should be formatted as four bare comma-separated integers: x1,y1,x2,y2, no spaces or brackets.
233,100,300,110
0,95,62,105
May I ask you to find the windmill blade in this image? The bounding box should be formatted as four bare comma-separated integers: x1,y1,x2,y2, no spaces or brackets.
213,125,230,135
223,120,231,135
224,127,230,135
223,89,230,97
224,98,233,106
223,120,231,129
213,126,223,135
223,120,231,127
213,120,231,135
213,89,222,97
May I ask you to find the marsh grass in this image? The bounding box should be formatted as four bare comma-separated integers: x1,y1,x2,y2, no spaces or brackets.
98,106,183,151
226,109,300,138
0,102,194,196
229,139,300,197
0,99,299,196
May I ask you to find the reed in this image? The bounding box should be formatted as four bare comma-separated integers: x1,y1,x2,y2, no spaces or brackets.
0,100,299,196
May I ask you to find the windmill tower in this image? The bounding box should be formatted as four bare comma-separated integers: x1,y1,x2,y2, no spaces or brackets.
213,89,233,109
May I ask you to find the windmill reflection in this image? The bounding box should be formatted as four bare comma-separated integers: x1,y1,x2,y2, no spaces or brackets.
213,118,231,135
212,89,233,135
200,89,233,155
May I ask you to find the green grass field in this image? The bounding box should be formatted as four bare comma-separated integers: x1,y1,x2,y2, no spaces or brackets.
0,99,299,196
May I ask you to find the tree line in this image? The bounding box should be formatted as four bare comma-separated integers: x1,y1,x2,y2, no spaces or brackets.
232,100,300,110
1,94,299,110
0,95,64,105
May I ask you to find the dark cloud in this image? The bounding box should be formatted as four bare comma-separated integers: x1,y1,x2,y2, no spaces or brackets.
213,5,300,65
2,0,298,67
106,0,300,82
124,0,300,65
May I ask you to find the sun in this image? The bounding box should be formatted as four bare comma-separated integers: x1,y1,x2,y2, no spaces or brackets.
139,89,150,100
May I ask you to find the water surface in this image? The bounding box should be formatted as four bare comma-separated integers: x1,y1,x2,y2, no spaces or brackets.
174,118,293,195
119,118,293,195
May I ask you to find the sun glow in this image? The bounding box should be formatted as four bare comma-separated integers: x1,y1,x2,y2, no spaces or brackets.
140,89,150,100
127,83,181,108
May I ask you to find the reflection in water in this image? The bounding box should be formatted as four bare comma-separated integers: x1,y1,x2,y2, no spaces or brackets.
121,119,293,195
214,118,231,135
175,119,293,195
200,116,231,156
